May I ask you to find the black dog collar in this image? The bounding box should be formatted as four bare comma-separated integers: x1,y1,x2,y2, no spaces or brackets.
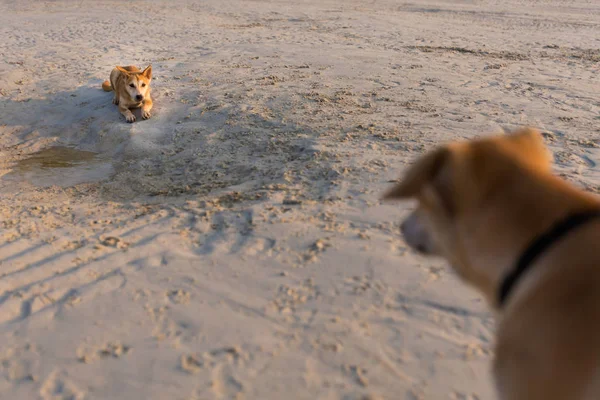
498,210,600,307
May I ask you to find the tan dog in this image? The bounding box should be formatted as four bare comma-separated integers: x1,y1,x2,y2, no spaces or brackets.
102,65,152,123
383,127,600,399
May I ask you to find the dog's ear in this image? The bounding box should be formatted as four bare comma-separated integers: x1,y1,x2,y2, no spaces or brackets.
383,146,456,215
502,127,552,172
383,147,451,199
142,65,152,80
116,66,130,75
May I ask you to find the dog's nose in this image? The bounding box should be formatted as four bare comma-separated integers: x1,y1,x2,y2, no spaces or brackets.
400,220,407,235
136,94,143,101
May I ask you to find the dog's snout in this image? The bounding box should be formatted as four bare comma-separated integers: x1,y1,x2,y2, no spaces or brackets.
136,94,143,101
399,211,438,256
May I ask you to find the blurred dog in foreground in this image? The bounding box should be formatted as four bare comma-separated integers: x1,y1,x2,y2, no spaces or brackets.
102,65,152,123
384,127,600,399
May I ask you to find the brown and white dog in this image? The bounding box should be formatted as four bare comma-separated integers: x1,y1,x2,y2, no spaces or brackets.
102,65,152,123
384,127,600,399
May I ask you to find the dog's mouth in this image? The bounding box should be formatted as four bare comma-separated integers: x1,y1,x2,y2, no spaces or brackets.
414,243,429,254
406,239,436,255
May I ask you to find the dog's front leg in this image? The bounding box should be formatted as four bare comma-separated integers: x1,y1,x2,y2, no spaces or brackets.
119,105,136,123
141,97,153,120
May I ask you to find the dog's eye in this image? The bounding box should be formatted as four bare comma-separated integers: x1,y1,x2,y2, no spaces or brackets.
129,84,135,88
141,83,146,87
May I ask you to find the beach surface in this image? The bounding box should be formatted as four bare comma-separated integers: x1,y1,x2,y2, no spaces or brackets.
1,0,599,398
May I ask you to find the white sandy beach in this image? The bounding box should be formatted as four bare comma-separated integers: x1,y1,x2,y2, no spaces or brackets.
1,0,600,398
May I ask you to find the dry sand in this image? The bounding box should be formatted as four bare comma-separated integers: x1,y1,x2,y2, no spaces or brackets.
1,0,599,398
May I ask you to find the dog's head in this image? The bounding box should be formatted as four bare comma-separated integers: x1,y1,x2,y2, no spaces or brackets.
117,65,152,102
383,128,552,301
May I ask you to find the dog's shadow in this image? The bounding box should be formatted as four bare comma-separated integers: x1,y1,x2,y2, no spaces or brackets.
0,79,153,151
1,77,338,206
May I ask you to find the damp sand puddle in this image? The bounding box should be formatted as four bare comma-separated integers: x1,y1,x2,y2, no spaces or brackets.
4,146,113,188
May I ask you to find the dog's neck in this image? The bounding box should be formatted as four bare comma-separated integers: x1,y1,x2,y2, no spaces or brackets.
465,175,600,314
499,210,600,308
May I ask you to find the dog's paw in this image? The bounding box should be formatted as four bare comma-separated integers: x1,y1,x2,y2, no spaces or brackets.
125,114,136,123
142,110,152,120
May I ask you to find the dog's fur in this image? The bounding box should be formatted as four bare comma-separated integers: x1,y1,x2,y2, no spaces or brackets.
102,65,152,123
383,127,600,399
